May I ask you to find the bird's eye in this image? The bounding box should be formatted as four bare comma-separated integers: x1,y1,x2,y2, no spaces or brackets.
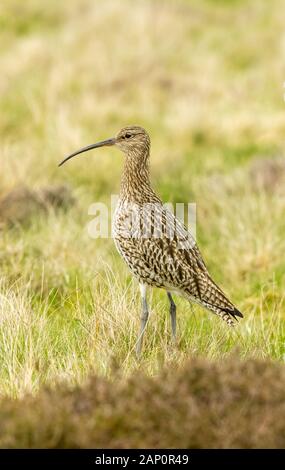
125,132,132,139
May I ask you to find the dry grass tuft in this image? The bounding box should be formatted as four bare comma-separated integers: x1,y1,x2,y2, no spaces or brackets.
0,185,74,228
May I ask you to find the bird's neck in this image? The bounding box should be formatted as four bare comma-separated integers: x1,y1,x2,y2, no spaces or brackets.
119,149,154,203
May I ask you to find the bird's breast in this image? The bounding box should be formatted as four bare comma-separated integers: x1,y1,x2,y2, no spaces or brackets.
112,200,143,241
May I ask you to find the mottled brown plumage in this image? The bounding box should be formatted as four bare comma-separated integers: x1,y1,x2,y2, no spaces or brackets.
59,125,243,354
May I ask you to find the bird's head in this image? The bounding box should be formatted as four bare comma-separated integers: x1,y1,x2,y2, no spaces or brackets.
115,126,150,154
58,125,150,167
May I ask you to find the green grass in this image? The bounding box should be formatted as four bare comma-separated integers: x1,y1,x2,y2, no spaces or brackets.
0,0,284,398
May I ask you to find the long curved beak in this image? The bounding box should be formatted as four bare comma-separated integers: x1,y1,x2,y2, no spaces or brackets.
58,137,116,167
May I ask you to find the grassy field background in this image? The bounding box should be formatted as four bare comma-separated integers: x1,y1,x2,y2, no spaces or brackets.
0,0,285,403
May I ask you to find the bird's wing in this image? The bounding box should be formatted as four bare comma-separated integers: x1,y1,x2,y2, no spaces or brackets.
114,203,207,289
159,209,242,321
114,204,242,323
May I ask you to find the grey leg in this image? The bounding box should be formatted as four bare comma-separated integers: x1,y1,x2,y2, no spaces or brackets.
136,284,149,356
167,292,176,340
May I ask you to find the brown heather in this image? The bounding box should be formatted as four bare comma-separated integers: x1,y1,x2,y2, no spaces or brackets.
0,357,285,449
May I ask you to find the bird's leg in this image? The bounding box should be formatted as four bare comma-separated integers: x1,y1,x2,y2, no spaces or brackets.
167,292,176,340
136,284,149,357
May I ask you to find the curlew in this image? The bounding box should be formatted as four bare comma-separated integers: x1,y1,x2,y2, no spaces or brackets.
59,126,243,355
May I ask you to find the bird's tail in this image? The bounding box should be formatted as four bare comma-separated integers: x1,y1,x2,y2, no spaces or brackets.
202,301,243,326
185,277,243,326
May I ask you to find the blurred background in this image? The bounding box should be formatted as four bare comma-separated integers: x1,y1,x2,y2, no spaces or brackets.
0,0,285,398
